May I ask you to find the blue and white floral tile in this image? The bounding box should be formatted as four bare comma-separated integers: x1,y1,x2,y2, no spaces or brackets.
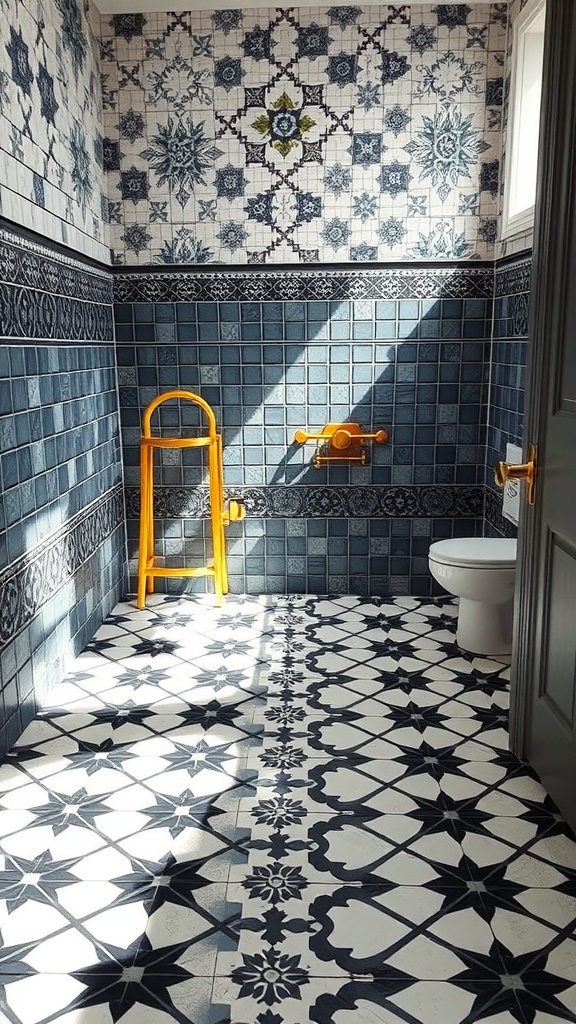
101,3,507,266
0,0,109,261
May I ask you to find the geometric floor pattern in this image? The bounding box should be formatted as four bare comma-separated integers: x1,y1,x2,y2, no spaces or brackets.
1,594,576,1024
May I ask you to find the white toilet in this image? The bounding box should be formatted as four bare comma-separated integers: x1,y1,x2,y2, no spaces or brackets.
428,537,518,656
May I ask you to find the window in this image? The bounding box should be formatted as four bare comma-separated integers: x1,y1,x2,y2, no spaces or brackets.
501,0,546,239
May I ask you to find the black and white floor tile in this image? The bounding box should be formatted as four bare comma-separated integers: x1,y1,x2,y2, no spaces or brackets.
1,593,576,1023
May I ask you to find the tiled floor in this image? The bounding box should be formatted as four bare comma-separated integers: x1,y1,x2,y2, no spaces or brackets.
1,594,576,1024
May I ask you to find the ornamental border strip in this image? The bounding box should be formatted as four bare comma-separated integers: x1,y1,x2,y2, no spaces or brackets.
0,227,113,305
113,265,495,304
484,484,517,539
124,484,484,520
494,257,532,298
0,485,125,652
1,283,115,342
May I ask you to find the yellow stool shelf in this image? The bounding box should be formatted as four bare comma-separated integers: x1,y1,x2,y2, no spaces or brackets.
137,390,244,609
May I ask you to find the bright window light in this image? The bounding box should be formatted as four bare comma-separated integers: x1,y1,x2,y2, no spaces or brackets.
502,1,546,239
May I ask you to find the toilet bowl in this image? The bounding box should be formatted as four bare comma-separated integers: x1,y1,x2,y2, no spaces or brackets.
428,538,517,656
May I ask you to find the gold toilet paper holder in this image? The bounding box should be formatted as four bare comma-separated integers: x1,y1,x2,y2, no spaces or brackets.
294,422,389,468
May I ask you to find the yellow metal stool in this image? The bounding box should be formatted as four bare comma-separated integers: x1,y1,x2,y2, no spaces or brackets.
137,390,244,609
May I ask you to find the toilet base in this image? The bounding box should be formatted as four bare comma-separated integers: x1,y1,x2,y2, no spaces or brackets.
456,597,514,656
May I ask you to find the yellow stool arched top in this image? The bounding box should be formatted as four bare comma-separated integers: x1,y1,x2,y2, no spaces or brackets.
141,389,219,449
137,390,243,609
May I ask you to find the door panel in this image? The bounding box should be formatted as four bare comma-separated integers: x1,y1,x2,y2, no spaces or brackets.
511,0,576,831
540,533,576,728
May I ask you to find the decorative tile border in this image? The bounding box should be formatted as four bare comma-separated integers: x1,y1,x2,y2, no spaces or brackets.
484,484,516,538
0,286,115,342
0,485,125,652
114,264,495,304
0,226,114,342
0,226,113,303
125,483,484,520
494,254,532,296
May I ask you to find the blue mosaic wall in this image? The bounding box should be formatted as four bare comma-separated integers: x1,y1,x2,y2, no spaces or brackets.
484,252,531,536
101,4,506,266
115,262,491,595
0,225,126,754
0,0,109,262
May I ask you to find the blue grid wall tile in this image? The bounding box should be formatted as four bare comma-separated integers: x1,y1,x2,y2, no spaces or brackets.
484,253,531,537
116,262,492,596
0,226,128,757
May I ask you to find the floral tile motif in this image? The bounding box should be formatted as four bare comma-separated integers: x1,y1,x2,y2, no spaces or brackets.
0,0,109,261
0,592,576,1024
100,4,507,266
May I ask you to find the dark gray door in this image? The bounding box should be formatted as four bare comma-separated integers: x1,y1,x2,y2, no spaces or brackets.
511,0,576,831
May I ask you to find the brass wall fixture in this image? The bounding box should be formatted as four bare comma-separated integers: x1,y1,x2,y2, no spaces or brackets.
294,422,389,468
495,442,537,506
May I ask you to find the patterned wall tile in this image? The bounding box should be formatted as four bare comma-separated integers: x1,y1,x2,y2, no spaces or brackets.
0,512,125,755
0,226,113,340
114,260,491,594
0,0,109,262
101,4,507,266
125,511,483,597
0,489,124,654
113,262,495,302
484,251,531,536
0,224,127,755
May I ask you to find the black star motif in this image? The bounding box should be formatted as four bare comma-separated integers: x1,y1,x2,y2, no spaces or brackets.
0,851,80,913
175,700,244,730
113,667,171,689
453,942,576,1024
104,613,136,627
204,638,254,657
154,613,204,630
186,667,252,693
212,611,259,630
29,787,118,835
140,788,226,839
70,936,195,1023
452,670,510,698
111,853,213,914
382,700,454,732
130,638,179,657
50,735,136,775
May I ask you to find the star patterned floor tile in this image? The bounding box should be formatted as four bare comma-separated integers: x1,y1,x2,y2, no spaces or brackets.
1,594,576,1024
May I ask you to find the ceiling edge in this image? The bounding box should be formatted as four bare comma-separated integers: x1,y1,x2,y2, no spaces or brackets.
93,0,505,14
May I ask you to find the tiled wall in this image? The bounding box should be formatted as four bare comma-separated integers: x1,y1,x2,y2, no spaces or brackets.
101,4,506,266
0,0,109,262
0,1,537,749
484,251,531,536
115,263,491,595
0,225,126,753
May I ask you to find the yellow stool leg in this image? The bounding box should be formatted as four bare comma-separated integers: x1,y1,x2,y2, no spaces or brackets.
145,445,155,594
208,440,224,606
137,443,149,609
216,436,229,595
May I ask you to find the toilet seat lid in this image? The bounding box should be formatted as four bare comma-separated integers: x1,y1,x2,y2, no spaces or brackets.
429,537,517,568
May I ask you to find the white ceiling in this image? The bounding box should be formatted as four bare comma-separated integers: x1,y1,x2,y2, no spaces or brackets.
95,0,503,14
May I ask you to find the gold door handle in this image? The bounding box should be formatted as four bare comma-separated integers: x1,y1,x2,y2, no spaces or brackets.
495,443,537,505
